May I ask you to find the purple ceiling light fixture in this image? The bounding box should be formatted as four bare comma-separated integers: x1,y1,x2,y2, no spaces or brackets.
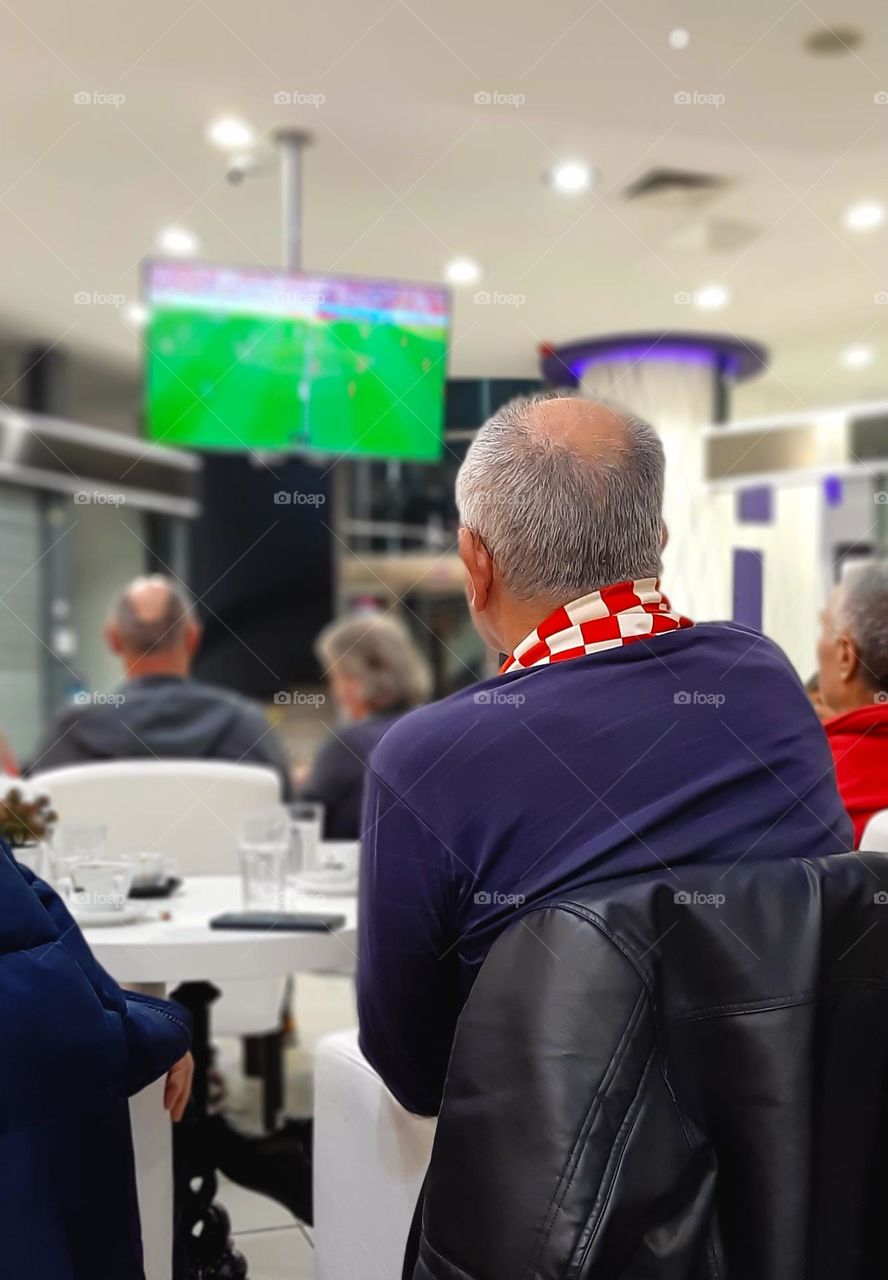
540,331,768,423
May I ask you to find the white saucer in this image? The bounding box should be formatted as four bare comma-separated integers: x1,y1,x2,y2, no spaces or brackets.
296,870,359,898
72,904,148,928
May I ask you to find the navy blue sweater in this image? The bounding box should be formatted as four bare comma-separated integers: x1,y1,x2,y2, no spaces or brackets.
357,622,853,1115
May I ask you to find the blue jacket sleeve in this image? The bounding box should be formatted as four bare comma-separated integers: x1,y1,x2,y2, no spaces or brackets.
12,850,191,1095
357,768,463,1117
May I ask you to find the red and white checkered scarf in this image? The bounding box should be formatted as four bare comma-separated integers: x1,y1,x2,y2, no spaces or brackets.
500,577,693,674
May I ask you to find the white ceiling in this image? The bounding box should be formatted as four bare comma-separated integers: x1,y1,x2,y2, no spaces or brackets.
3,0,888,417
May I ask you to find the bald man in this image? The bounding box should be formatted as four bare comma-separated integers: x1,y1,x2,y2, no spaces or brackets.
28,575,292,795
357,393,852,1116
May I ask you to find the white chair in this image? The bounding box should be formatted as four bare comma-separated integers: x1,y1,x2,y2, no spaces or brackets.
33,760,288,1123
314,1030,436,1280
31,759,280,876
130,1077,174,1280
859,809,888,852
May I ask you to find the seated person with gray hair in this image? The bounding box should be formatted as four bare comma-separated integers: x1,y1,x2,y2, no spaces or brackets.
817,560,888,844
301,614,431,839
28,574,292,795
357,392,853,1116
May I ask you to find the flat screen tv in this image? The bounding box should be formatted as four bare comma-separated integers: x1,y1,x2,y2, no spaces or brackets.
143,260,450,460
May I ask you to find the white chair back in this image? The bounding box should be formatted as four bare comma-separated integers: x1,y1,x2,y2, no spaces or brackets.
130,1078,173,1280
31,759,281,876
314,1030,436,1280
860,808,888,852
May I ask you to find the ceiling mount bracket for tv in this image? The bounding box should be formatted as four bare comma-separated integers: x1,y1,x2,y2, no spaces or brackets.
273,128,314,273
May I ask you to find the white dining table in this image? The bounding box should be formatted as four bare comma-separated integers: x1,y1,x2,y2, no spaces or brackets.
85,875,359,988
81,872,358,1280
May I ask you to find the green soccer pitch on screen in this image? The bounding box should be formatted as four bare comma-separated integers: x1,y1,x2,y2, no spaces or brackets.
143,261,450,460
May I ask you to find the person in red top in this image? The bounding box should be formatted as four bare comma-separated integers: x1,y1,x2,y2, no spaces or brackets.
817,560,888,846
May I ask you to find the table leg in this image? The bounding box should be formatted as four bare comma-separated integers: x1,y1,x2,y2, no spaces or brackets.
172,981,248,1280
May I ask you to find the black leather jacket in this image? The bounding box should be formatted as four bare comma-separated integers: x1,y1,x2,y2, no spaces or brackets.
410,855,888,1280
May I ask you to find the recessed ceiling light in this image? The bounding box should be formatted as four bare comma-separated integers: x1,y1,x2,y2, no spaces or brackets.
124,302,148,327
841,343,875,369
550,161,594,194
158,226,199,256
843,200,886,232
207,117,255,151
445,257,481,285
694,283,730,310
669,27,690,49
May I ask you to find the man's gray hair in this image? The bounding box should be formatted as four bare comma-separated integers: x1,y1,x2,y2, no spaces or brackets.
455,392,665,600
839,560,888,692
315,614,431,711
110,576,191,656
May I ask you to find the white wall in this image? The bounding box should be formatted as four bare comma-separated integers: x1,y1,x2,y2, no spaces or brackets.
68,504,147,694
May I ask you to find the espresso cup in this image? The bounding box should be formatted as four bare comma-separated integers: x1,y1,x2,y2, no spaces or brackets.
70,857,134,914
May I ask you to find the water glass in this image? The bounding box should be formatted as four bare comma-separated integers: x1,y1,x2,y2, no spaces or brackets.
53,823,107,864
238,808,289,910
51,823,106,886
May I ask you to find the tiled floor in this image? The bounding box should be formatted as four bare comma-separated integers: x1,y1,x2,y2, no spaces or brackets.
218,1179,314,1279
215,972,356,1278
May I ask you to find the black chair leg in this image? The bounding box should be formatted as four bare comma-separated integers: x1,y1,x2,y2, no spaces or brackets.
261,1029,285,1133
242,1035,263,1079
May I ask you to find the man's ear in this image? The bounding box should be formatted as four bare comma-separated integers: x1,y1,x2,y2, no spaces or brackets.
837,632,860,684
104,621,122,656
458,528,494,613
184,616,202,658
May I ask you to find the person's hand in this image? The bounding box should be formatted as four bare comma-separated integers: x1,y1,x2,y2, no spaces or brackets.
164,1052,194,1123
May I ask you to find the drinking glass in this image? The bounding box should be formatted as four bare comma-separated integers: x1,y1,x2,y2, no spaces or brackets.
51,823,107,890
238,808,289,911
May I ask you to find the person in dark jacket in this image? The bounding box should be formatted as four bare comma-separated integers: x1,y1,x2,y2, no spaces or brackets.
300,613,431,839
357,392,853,1117
27,575,292,796
0,836,191,1276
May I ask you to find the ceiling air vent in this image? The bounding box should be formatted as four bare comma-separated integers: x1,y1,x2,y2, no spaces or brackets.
623,168,728,208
